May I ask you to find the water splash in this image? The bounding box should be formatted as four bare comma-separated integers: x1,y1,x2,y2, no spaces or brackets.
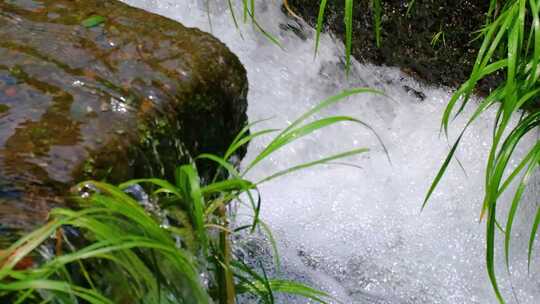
123,1,540,303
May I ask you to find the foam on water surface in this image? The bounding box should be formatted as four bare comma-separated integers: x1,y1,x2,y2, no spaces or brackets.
123,1,540,302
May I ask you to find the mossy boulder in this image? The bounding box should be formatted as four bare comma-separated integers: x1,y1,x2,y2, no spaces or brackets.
0,0,248,235
287,0,502,92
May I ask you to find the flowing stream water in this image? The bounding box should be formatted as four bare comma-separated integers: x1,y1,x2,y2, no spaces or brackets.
124,1,540,303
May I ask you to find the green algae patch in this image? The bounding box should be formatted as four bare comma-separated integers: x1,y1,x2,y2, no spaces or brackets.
0,104,9,114
81,15,106,28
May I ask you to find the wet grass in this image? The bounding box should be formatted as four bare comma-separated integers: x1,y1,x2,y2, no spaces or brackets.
0,88,381,303
224,0,283,48
4,0,538,302
423,0,540,302
241,0,540,301
225,0,383,74
313,0,361,74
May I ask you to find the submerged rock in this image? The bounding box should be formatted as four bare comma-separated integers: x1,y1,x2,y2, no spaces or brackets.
287,0,502,93
0,0,248,233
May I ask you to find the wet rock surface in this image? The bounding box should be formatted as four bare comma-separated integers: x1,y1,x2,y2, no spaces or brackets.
0,0,248,233
287,0,502,93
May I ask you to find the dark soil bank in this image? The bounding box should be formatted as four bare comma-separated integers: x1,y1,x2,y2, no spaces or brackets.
287,0,502,92
0,0,248,234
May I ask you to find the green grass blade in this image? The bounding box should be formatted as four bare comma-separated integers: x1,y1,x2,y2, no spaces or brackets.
226,0,243,39
372,0,382,47
238,279,333,304
178,165,208,252
344,0,354,75
257,148,368,184
118,178,182,198
0,221,61,279
201,178,254,195
284,88,382,135
422,132,465,210
197,153,240,177
205,0,213,33
244,88,382,174
486,200,505,303
245,7,283,49
527,0,540,86
246,116,367,174
406,0,416,16
224,128,280,161
504,155,538,271
528,200,540,271
1,280,113,304
314,0,329,57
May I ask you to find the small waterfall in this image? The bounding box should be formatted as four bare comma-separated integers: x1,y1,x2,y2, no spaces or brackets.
124,1,540,302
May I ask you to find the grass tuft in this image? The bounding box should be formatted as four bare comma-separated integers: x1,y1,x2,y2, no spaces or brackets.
0,88,382,303
424,1,540,302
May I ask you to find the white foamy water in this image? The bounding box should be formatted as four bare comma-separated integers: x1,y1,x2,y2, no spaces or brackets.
124,1,540,303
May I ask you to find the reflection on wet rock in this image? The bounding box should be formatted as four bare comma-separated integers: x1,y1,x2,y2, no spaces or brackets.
0,0,248,232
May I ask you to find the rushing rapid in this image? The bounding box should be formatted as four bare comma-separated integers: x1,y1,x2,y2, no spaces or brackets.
124,1,540,303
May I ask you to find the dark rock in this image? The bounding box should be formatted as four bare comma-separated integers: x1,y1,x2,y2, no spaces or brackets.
287,0,503,93
0,0,248,231
279,21,308,41
403,85,426,101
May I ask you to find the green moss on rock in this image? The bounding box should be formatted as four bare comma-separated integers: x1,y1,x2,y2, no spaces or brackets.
0,0,248,230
